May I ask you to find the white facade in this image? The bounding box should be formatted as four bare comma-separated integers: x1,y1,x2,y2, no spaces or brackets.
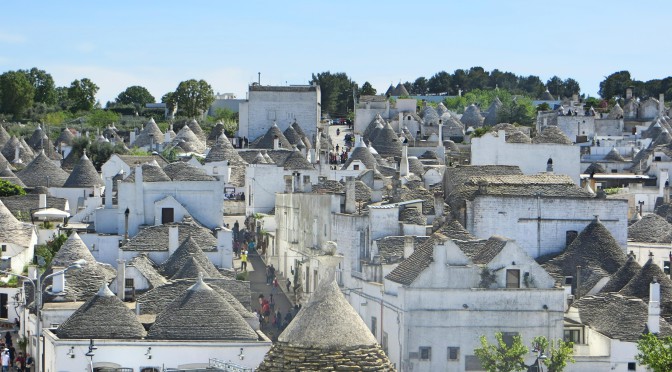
245,164,319,216
471,131,581,184
238,85,320,143
466,195,629,258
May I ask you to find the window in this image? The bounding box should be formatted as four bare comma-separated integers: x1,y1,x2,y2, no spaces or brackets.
161,208,174,224
564,276,573,286
506,269,520,288
628,362,636,371
611,169,618,173
665,260,671,275
420,347,431,360
1,245,5,252
371,316,377,338
448,347,459,361
141,368,160,372
502,332,519,348
125,278,135,288
353,164,360,170
564,329,583,344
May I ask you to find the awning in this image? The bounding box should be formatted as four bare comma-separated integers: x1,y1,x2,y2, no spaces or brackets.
33,208,70,220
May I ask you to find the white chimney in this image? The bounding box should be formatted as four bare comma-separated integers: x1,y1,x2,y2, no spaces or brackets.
27,265,37,280
130,131,136,145
164,130,170,144
217,228,233,269
649,280,661,334
39,194,47,209
168,226,179,257
273,136,280,150
309,149,317,164
51,266,65,294
438,121,444,143
345,179,356,214
116,259,126,300
135,302,141,315
660,94,665,115
13,147,20,163
403,236,414,258
400,144,409,177
432,239,447,268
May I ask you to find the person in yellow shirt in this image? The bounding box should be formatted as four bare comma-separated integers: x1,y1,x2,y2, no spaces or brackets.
241,251,248,271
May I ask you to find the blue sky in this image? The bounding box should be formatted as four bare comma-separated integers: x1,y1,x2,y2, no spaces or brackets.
1,1,669,104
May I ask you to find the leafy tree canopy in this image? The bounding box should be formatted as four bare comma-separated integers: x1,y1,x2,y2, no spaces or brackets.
68,78,99,112
0,179,26,197
359,81,376,96
116,85,155,106
474,332,528,372
21,67,57,105
310,71,355,117
0,70,35,119
85,109,120,128
173,79,214,117
636,333,672,372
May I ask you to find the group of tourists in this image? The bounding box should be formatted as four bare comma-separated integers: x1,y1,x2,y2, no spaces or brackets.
0,330,32,372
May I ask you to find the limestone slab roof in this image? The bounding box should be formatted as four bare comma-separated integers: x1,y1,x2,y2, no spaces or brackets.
0,125,10,148
281,149,314,170
584,162,606,174
390,181,435,215
599,255,642,293
1,194,67,220
134,118,164,148
117,154,168,168
171,125,206,154
159,236,222,278
147,277,258,341
399,208,426,225
607,103,624,119
371,123,402,158
533,126,573,145
435,219,477,241
206,122,225,145
490,123,531,143
484,97,503,126
375,236,429,264
628,214,672,243
470,236,509,264
461,104,485,128
162,162,215,181
603,148,626,162
571,293,672,342
541,219,627,287
55,128,75,146
0,153,12,172
385,234,444,285
64,154,102,187
56,284,146,339
122,162,171,183
16,150,70,187
187,119,207,143
204,134,247,166
127,253,167,289
283,125,302,146
137,278,252,315
121,220,218,252
0,199,34,247
342,143,378,170
0,166,25,188
2,137,34,164
619,258,672,316
251,123,292,149
392,83,409,97
464,174,594,199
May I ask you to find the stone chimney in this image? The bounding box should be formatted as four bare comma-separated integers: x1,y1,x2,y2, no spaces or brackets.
403,236,414,258
13,147,20,164
168,226,179,257
116,259,126,300
626,87,634,100
105,178,113,208
649,279,661,334
432,239,447,267
39,194,47,209
434,192,444,218
130,131,136,146
309,148,317,164
345,178,356,214
660,94,666,115
438,120,444,142
400,144,409,177
51,266,65,294
273,136,280,150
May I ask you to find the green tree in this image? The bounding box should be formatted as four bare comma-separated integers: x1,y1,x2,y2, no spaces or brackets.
24,67,57,104
310,71,355,116
636,332,672,372
474,332,528,372
412,77,428,95
359,81,377,96
537,102,551,111
427,71,452,94
599,71,633,100
532,336,575,372
466,66,490,90
44,111,73,126
161,91,177,114
173,79,214,117
0,179,26,197
85,109,120,128
0,70,35,119
68,78,99,112
116,85,155,106
498,97,535,126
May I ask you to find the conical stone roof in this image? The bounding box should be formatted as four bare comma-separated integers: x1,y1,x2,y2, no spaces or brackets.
533,126,573,145
282,148,314,170
205,133,247,165
392,82,409,96
257,256,394,371
147,276,258,340
584,162,606,174
603,148,626,162
0,152,12,172
207,122,225,145
16,150,70,187
484,97,503,126
436,102,448,116
599,255,642,293
628,214,672,243
2,136,33,164
160,236,222,278
55,128,75,147
134,118,164,148
64,153,102,187
0,199,33,247
619,258,672,316
283,125,303,146
187,118,207,143
172,125,206,153
27,125,45,150
342,140,377,170
171,256,214,280
162,162,215,181
56,284,146,339
371,123,402,158
0,125,10,148
252,123,292,149
0,166,26,188
540,89,554,100
461,104,485,128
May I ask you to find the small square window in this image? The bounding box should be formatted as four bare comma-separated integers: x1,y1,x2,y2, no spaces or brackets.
628,362,636,371
1,245,5,252
502,332,519,348
420,347,431,361
506,269,520,288
448,347,459,361
353,164,360,170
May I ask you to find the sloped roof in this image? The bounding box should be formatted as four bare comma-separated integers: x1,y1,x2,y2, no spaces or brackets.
116,154,168,168
391,181,435,215
45,232,116,302
159,236,222,278
490,123,531,143
2,136,33,164
471,236,509,264
341,141,378,170
620,258,672,306
0,125,10,148
540,90,554,101
461,104,485,128
162,162,215,181
1,194,67,220
205,134,248,166
16,150,70,187
607,103,624,119
371,122,402,158
127,253,167,289
251,123,292,149
172,125,206,153
122,162,171,183
282,149,314,170
26,125,45,150
171,256,215,280
375,236,430,264
599,256,642,293
628,214,672,243
392,82,409,96
0,152,11,172
542,219,627,285
603,148,626,162
399,208,426,225
291,121,308,139
121,219,218,252
0,166,25,188
147,277,258,341
408,157,425,176
56,284,146,339
134,118,164,148
137,278,252,315
0,199,34,247
571,293,672,342
187,118,207,143
435,219,477,241
283,125,302,146
386,234,443,285
532,126,573,145
484,97,503,126
64,153,102,187
207,122,225,145
584,162,606,174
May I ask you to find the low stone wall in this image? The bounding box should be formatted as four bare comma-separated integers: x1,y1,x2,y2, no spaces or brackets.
223,200,245,215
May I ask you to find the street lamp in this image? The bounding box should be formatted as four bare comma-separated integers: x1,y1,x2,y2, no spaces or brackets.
531,346,548,372
1,258,87,372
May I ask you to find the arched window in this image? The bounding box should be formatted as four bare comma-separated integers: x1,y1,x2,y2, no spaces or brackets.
547,158,553,166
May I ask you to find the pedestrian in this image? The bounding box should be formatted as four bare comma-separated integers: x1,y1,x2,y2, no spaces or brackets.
248,240,256,254
7,347,14,369
1,349,8,372
24,354,32,372
286,278,291,293
283,311,293,329
14,352,24,372
269,294,275,312
275,310,282,330
240,251,248,271
269,264,275,280
265,265,272,285
272,277,279,295
3,333,10,347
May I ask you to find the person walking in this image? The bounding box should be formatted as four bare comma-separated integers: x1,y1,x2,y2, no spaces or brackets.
286,278,291,293
1,349,9,372
240,251,248,271
272,277,279,295
14,352,25,372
